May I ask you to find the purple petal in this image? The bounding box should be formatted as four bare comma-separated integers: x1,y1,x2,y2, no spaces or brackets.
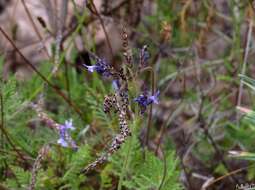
64,119,75,130
112,80,120,90
149,90,160,104
57,138,68,147
59,125,66,137
150,97,159,104
83,64,97,73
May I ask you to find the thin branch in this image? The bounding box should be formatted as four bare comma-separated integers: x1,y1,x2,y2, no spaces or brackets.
140,66,155,146
52,0,68,74
29,145,49,190
237,18,253,108
89,0,114,61
20,0,50,58
0,124,26,162
206,164,255,188
0,82,4,146
0,88,26,162
62,0,128,43
155,103,184,155
180,157,193,189
0,26,83,119
198,98,239,184
60,0,71,101
158,146,167,190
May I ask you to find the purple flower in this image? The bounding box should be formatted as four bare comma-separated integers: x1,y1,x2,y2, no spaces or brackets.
112,79,120,90
64,119,75,130
147,90,160,104
83,58,111,77
57,119,77,149
57,138,68,147
134,90,160,113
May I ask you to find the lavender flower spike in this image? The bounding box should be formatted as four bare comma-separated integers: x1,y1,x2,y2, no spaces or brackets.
57,119,77,149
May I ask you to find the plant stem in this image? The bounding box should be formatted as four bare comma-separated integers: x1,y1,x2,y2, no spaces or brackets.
89,0,114,61
158,146,167,190
20,0,50,58
0,26,83,119
237,18,253,109
140,66,155,146
117,121,136,190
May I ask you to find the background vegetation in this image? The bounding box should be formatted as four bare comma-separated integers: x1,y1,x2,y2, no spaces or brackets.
1,0,255,189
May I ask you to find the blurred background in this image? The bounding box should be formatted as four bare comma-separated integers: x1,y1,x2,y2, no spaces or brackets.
1,0,255,189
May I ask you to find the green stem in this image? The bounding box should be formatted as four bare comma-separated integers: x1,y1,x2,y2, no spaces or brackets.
117,121,137,190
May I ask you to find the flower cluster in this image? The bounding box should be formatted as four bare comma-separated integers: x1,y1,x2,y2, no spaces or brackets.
134,90,160,114
83,46,159,115
83,58,112,77
57,119,77,149
31,104,78,149
81,29,160,173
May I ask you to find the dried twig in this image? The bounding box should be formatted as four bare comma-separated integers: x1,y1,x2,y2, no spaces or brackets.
88,0,114,61
237,18,253,110
82,88,131,173
0,90,27,162
31,103,60,130
52,0,68,74
28,145,50,190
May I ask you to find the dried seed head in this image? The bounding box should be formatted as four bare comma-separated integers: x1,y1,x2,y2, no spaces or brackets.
103,94,117,113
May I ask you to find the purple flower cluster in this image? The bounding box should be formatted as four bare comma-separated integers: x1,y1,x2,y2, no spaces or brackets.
83,47,159,114
83,58,111,77
134,90,160,114
57,119,77,149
